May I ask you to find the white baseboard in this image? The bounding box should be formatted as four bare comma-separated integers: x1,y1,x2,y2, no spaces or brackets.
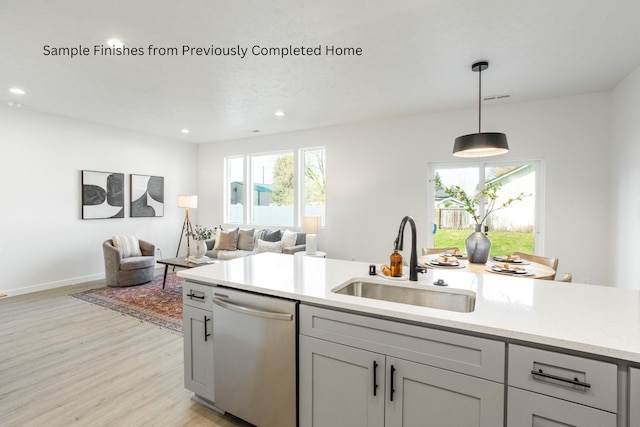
2,273,105,298
2,267,167,298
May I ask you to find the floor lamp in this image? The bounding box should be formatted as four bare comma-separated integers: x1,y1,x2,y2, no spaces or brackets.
176,195,197,259
302,216,322,255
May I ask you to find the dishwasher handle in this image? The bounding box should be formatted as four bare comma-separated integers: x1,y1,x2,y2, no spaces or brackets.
213,297,294,321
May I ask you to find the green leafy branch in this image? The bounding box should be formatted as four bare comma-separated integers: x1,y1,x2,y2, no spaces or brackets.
186,224,214,241
433,175,530,225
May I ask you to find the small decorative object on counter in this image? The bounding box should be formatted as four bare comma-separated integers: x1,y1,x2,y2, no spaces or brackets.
390,249,403,277
369,264,376,275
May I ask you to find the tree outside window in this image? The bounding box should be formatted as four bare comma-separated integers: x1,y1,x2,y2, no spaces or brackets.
303,148,326,224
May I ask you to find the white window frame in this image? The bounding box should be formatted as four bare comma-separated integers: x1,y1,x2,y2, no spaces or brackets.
224,155,246,224
248,150,295,227
427,158,545,254
224,147,326,228
298,146,327,227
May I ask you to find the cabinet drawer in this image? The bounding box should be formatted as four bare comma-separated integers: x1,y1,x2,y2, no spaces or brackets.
300,304,505,382
183,281,214,309
508,344,616,412
507,387,616,427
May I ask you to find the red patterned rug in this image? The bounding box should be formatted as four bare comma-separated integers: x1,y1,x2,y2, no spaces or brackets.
71,274,183,335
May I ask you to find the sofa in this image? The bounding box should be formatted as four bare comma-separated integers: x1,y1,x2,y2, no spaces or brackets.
103,237,156,287
205,227,306,260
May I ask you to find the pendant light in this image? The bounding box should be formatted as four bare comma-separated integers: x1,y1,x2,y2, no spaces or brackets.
453,61,509,157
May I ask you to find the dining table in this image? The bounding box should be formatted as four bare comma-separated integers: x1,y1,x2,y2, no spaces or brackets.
418,253,556,280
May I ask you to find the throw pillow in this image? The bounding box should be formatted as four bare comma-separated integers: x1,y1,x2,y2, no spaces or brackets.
112,235,142,258
237,228,255,251
281,229,298,248
254,238,285,254
213,228,239,251
261,229,282,242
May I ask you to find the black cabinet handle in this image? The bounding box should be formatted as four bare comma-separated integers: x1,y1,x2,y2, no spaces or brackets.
204,316,211,341
531,369,591,388
187,292,205,300
373,361,378,396
390,365,396,401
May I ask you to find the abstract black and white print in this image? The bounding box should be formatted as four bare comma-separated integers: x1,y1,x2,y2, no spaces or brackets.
130,174,164,217
82,170,125,219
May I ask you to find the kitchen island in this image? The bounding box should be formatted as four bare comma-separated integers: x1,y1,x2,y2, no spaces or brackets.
178,253,640,427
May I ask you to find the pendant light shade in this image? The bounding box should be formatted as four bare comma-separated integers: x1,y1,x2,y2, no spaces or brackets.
453,61,509,157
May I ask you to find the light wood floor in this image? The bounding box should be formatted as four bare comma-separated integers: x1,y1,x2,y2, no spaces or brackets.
0,280,253,427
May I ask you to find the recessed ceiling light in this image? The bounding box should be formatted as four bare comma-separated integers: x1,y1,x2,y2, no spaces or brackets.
181,129,190,134
9,88,25,95
107,38,125,48
275,111,285,117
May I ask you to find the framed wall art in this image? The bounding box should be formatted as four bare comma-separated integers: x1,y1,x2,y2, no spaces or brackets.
81,170,125,219
130,174,164,217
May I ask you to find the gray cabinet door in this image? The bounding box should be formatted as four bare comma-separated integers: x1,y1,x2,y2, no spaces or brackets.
631,368,640,427
507,387,616,427
385,357,503,427
299,335,385,427
183,304,214,402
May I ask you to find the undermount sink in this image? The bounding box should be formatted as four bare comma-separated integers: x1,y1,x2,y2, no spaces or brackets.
332,280,476,313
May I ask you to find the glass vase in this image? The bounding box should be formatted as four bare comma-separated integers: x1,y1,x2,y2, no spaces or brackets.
195,240,207,258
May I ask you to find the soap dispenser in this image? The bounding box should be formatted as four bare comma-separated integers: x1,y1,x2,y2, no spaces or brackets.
390,248,403,277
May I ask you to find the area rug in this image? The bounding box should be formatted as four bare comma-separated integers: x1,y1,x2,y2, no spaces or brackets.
71,274,183,335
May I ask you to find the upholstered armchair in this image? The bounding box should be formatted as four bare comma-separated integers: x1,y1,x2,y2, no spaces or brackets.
103,238,156,287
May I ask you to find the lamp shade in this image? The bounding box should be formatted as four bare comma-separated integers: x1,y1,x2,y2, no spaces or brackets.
177,195,198,209
301,216,322,234
453,132,509,157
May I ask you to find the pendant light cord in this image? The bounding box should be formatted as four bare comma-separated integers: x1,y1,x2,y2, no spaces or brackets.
478,67,482,133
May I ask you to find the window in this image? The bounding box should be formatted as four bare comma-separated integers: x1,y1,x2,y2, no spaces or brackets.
225,148,326,227
302,148,326,224
251,151,294,226
429,160,542,256
226,156,244,223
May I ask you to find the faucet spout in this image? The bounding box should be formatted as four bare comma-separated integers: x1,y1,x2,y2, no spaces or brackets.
395,216,422,281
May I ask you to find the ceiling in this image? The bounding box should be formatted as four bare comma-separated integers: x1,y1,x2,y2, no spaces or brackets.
2,0,640,144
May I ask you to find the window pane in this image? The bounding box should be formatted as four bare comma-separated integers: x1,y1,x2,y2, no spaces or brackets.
227,156,243,223
251,152,294,226
303,148,326,224
433,167,480,250
433,164,536,256
484,165,535,255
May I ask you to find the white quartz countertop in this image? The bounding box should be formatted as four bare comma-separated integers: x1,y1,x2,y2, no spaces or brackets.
178,253,640,363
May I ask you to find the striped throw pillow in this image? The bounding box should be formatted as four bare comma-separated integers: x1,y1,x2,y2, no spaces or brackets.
112,235,142,258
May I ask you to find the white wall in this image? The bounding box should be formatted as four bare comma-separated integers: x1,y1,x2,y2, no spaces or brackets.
198,92,612,286
0,107,199,296
611,65,640,290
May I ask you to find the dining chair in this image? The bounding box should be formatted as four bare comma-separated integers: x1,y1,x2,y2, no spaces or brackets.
557,272,572,282
512,252,558,280
422,247,460,255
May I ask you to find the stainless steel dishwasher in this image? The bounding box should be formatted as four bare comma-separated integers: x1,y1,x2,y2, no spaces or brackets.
212,286,298,427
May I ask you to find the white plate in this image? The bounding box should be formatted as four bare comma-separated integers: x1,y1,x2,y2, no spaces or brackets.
491,266,528,274
430,260,460,267
443,252,467,259
492,256,524,263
